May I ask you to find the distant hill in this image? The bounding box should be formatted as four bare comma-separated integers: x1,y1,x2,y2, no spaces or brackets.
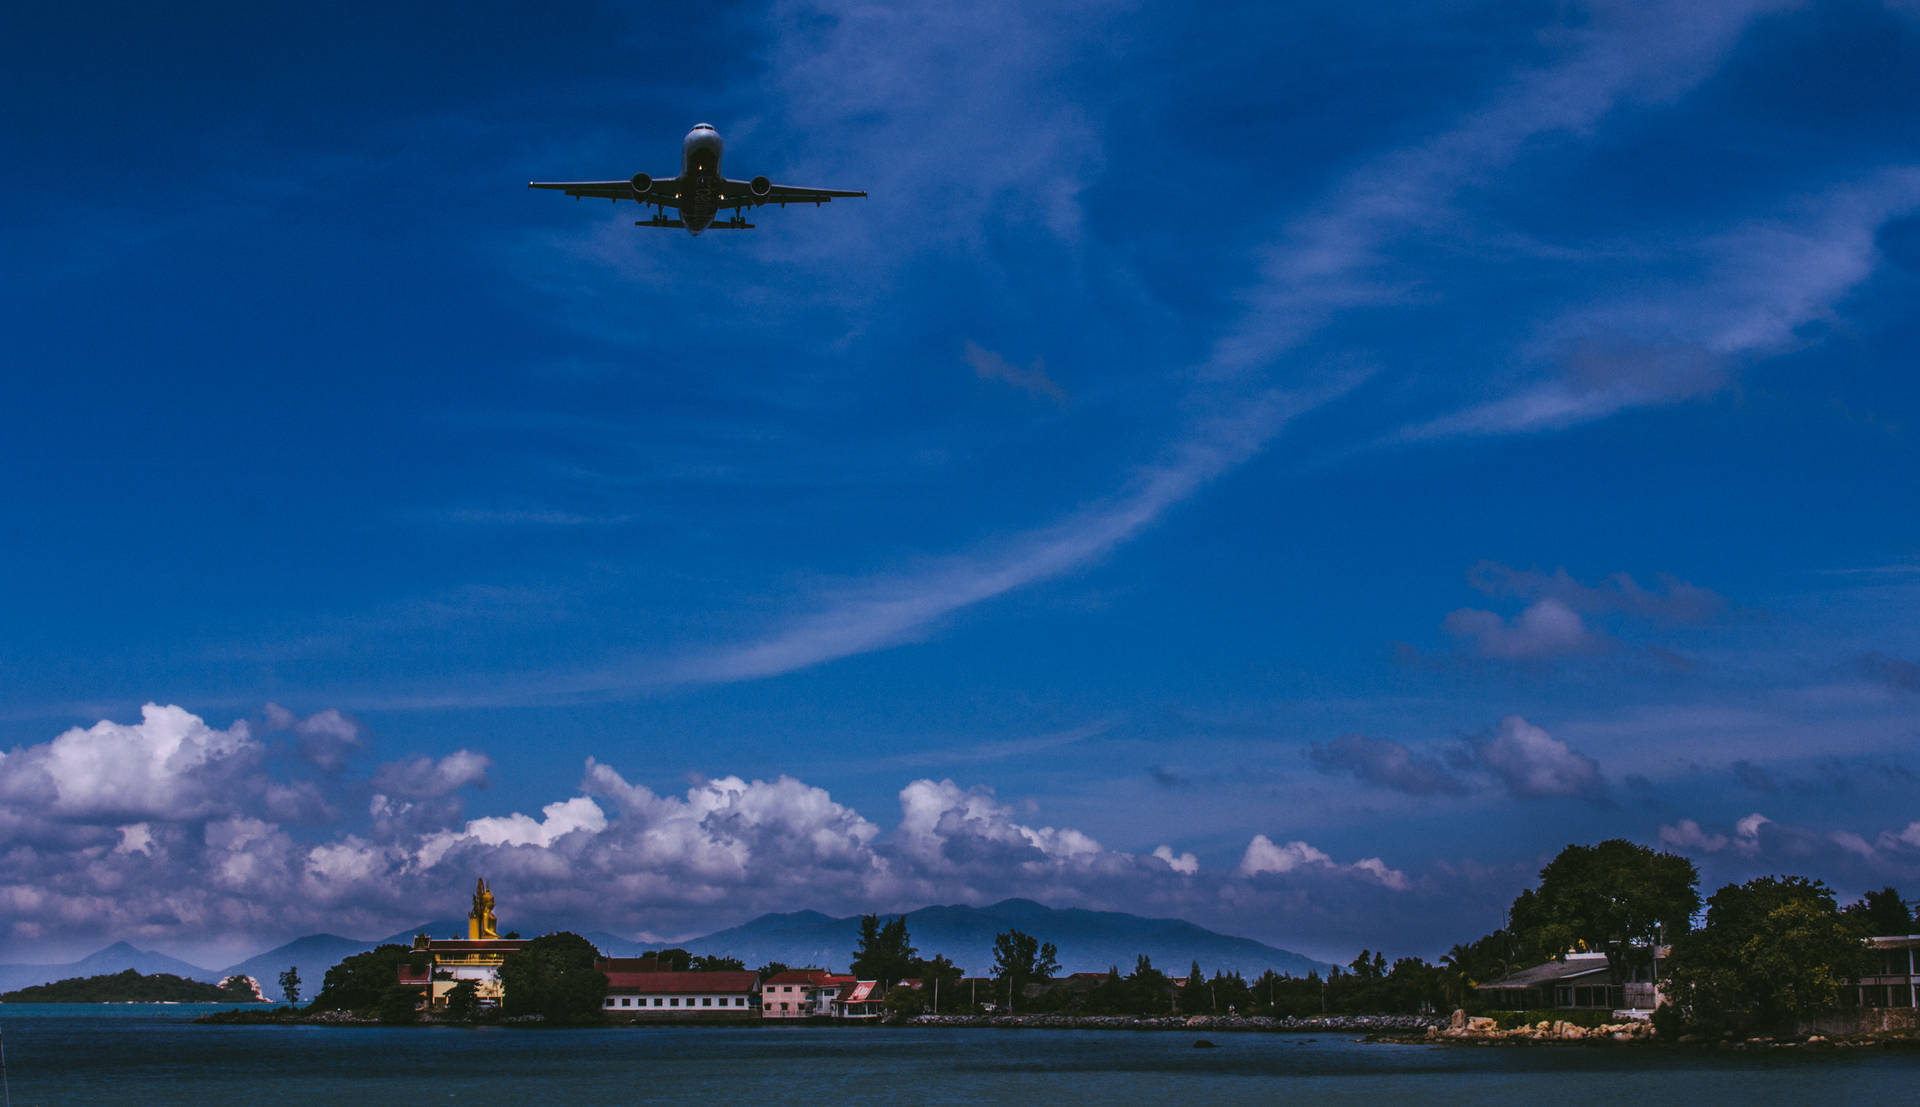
677,900,1333,979
218,934,393,1003
1,968,256,1004
0,942,221,995
2,902,1328,998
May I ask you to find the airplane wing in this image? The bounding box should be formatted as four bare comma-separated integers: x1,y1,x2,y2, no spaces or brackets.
528,178,682,208
720,179,867,211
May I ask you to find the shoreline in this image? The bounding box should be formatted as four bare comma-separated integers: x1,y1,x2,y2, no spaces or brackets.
192,1008,1442,1032
184,1006,1920,1051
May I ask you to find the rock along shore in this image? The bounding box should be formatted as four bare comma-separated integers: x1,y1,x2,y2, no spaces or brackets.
1393,1012,1655,1045
908,1013,1443,1033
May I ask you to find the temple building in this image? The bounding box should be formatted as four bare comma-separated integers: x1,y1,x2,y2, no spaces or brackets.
399,877,530,1010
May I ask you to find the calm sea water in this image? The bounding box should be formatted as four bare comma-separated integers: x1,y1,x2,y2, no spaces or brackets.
3,1004,1917,1105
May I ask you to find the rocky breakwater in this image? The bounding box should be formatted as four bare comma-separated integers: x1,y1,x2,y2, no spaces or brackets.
909,1013,1443,1033
1412,1009,1654,1045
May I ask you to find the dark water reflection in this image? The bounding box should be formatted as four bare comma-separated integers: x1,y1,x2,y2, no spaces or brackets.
1,1004,1913,1105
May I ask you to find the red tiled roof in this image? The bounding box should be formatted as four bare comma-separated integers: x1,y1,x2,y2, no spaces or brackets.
763,969,851,987
837,980,878,1004
602,970,759,994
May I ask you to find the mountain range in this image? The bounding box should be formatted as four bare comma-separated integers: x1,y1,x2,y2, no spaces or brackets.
0,900,1329,997
678,899,1332,979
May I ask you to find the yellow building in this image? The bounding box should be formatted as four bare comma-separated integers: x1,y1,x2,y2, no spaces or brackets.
400,877,530,1009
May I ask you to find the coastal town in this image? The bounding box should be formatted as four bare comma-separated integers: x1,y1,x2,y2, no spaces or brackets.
13,841,1918,1050
204,842,1920,1045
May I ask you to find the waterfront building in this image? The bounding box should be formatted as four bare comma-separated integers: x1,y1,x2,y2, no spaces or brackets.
1846,935,1920,1009
597,963,759,1018
760,968,852,1018
832,979,885,1019
1473,951,1663,1015
400,877,529,1010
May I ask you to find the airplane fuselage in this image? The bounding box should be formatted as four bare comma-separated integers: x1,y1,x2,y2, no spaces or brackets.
675,124,726,235
529,123,863,234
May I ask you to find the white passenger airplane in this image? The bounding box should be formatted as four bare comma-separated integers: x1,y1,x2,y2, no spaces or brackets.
529,124,866,236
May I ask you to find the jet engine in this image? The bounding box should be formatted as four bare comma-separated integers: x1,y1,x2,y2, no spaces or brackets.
749,176,773,202
630,172,653,196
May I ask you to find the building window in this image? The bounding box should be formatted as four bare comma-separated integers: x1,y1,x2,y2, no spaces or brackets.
703,998,712,1006
654,998,663,1006
622,998,632,1007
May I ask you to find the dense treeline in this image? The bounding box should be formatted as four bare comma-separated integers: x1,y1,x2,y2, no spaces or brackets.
2,969,257,1004
865,842,1917,1031
289,848,1914,1031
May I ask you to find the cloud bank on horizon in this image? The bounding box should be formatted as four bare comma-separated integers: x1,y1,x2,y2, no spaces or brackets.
4,0,1920,963
0,704,1417,963
5,702,1920,967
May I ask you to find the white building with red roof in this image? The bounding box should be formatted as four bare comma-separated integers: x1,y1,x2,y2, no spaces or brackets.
759,969,852,1018
597,960,759,1019
831,979,885,1019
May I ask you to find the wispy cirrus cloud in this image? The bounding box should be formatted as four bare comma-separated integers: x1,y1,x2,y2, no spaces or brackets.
625,2,1789,691
650,385,1333,685
1402,167,1920,439
1211,0,1800,381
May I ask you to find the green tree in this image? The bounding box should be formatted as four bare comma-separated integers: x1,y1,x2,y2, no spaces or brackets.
377,984,421,1024
883,984,926,1017
642,948,693,971
755,961,791,980
907,953,964,1012
1084,966,1129,1014
990,928,1060,1011
277,966,302,1006
499,932,608,1024
1842,887,1913,937
311,946,414,1012
1210,970,1252,1014
444,979,480,1021
689,954,746,972
217,975,257,1003
1661,875,1873,1036
850,914,918,988
1178,961,1210,1014
1126,954,1172,1014
1510,839,1699,985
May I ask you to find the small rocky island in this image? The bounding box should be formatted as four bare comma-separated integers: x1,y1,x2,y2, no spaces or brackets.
1,969,262,1004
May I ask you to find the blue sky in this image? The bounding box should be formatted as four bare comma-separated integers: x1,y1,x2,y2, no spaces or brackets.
3,0,1918,968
